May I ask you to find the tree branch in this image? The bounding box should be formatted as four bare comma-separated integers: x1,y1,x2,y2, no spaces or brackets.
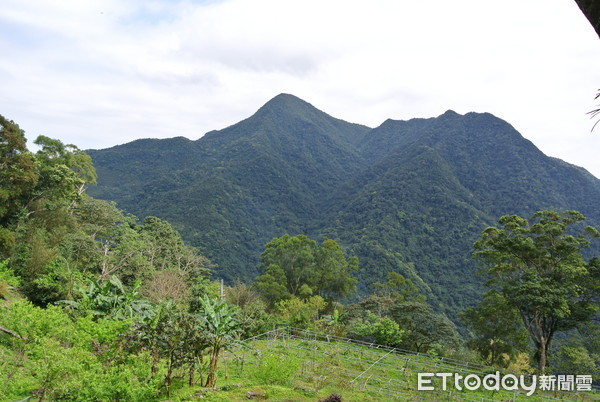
0,325,25,340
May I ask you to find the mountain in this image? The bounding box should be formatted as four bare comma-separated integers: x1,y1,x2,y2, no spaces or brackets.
87,94,600,318
89,94,371,282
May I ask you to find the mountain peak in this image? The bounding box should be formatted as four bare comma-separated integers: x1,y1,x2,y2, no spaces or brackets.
439,110,460,118
269,93,305,103
256,93,320,117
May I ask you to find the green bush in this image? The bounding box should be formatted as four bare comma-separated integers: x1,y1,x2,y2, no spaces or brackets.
252,353,299,386
0,301,163,401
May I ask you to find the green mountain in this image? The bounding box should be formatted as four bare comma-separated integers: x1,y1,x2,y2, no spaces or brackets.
87,94,600,317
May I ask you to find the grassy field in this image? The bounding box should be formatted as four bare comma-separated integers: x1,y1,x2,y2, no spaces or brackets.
169,328,600,401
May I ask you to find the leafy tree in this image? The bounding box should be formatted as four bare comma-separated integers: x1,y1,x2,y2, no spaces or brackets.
349,311,404,347
277,295,327,328
550,321,600,380
371,271,425,303
473,210,600,371
126,302,207,395
312,238,358,301
68,196,126,272
259,234,316,296
28,135,96,217
254,235,358,305
2,135,100,304
252,263,290,306
347,286,457,354
460,291,529,367
389,301,459,354
0,115,37,256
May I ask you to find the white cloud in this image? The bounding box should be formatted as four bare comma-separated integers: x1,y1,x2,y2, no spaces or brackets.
1,0,600,177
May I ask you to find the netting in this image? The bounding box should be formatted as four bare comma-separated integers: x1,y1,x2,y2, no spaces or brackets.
224,327,598,401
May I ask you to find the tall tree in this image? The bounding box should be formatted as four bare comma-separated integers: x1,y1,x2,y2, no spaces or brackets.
312,238,358,301
0,115,37,256
473,210,600,372
389,301,459,353
259,234,316,296
32,135,96,213
460,291,529,367
254,235,358,305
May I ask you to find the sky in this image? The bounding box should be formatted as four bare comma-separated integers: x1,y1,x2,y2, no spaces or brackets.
1,0,600,177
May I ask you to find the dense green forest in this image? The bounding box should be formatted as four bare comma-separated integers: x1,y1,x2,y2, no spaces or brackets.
1,109,599,400
87,94,600,320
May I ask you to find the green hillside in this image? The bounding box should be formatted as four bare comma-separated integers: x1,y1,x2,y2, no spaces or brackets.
87,94,600,318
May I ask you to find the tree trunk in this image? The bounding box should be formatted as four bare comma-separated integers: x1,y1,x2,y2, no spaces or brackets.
188,361,195,386
166,353,174,396
538,339,548,373
206,347,220,387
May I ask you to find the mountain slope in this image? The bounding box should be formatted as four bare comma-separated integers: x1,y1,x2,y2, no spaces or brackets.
323,110,600,313
87,94,600,318
88,94,371,281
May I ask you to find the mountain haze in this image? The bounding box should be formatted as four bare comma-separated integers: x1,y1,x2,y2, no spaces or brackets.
87,94,600,317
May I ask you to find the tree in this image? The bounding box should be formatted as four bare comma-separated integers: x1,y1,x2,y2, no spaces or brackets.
0,115,37,257
254,235,358,305
259,234,316,296
312,238,358,301
126,302,207,395
3,135,100,304
372,271,425,303
31,135,96,214
277,295,326,329
349,310,404,347
550,322,600,380
225,281,274,338
473,210,600,372
252,263,290,306
346,282,456,354
389,301,459,353
0,116,37,217
460,291,529,367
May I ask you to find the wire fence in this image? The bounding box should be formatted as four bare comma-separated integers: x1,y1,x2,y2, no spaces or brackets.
234,327,600,401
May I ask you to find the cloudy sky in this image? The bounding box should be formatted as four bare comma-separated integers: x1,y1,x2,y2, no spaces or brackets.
2,0,600,177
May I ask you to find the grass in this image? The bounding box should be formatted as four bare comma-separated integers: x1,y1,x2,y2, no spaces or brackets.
168,328,600,401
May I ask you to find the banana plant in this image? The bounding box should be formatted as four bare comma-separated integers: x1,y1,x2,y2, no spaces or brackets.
196,295,241,387
60,275,154,320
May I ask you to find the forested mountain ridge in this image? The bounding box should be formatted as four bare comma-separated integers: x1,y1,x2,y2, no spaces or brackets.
89,94,371,282
87,94,600,317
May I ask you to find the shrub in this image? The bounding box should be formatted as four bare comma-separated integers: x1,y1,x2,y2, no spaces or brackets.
252,353,299,386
